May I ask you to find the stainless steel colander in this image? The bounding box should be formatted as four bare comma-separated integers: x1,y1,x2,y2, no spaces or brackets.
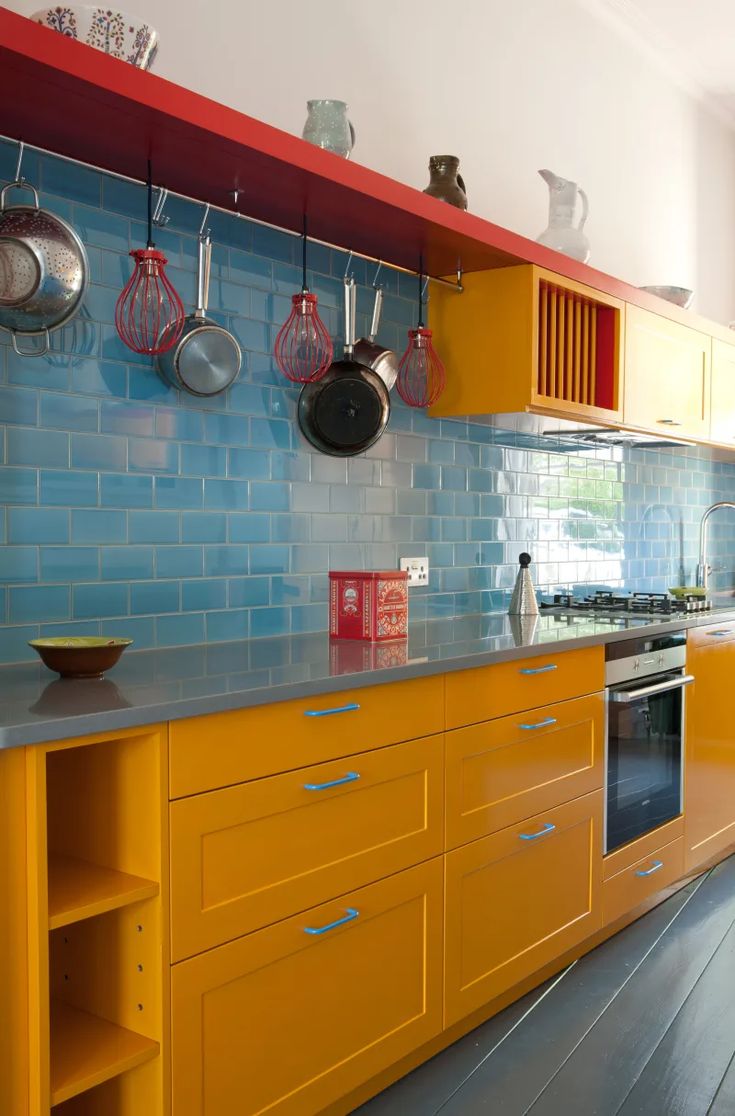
0,179,89,357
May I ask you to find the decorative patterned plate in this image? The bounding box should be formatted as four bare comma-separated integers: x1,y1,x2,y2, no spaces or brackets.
31,6,158,69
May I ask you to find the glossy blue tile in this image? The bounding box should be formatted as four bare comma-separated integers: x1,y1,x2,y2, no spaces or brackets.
100,473,153,508
203,413,248,446
128,511,179,544
73,203,129,251
128,367,175,402
181,444,226,477
127,438,178,474
40,392,98,432
101,400,155,437
228,577,269,608
228,514,270,543
206,608,249,642
228,447,270,479
0,625,40,664
71,509,125,544
7,346,70,391
182,512,226,543
229,249,272,288
250,482,290,512
290,603,325,633
72,360,127,398
71,433,126,471
250,606,289,638
155,408,204,442
0,467,37,505
130,581,180,614
73,582,129,619
271,514,309,542
101,546,154,580
182,579,227,611
105,616,155,648
40,470,98,507
155,476,204,510
250,418,291,450
9,508,69,544
40,547,98,582
413,464,442,489
0,386,37,426
156,546,203,578
204,546,248,577
0,547,38,583
9,585,69,623
6,427,68,467
249,545,290,575
204,479,249,510
156,612,205,647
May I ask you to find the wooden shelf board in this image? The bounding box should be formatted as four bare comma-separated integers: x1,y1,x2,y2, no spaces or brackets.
50,999,159,1106
48,854,158,930
1,7,731,342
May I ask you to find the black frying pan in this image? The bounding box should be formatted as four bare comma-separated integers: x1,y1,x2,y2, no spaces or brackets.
298,277,390,457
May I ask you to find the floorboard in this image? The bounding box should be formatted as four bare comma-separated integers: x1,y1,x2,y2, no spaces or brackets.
708,1052,735,1115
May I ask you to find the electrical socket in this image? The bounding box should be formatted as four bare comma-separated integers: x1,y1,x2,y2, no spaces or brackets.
400,556,429,587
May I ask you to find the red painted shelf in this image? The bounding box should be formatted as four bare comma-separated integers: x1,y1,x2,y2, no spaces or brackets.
0,6,722,336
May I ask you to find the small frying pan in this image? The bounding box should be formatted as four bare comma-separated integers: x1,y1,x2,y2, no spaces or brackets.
298,278,390,457
158,233,241,396
353,285,398,391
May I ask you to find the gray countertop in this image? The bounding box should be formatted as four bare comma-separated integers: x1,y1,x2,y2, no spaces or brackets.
2,607,735,748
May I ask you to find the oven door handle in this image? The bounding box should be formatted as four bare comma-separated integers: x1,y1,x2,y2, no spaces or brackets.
610,674,695,702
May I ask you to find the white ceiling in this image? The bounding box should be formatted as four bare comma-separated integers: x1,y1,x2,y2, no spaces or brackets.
599,0,735,125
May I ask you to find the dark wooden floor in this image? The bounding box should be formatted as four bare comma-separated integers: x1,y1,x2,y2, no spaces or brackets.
357,853,735,1116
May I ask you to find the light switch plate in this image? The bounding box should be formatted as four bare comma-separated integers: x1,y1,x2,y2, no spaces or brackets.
400,556,429,587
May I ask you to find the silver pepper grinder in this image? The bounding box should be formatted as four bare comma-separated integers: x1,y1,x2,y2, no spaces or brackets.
509,552,539,615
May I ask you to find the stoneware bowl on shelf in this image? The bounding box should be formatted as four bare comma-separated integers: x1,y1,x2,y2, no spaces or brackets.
639,285,694,309
30,6,158,69
28,636,133,679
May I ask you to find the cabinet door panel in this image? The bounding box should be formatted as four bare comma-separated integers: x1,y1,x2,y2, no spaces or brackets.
603,836,684,926
171,860,443,1116
624,306,710,438
446,693,604,848
686,625,735,868
710,339,735,446
170,735,443,960
445,791,602,1026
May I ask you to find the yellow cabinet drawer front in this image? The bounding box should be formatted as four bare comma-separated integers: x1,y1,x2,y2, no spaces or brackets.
169,674,444,797
445,646,604,730
171,859,444,1116
170,734,444,961
446,692,604,849
603,837,685,926
445,790,603,1027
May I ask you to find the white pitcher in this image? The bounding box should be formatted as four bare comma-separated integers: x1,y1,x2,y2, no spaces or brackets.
536,169,590,262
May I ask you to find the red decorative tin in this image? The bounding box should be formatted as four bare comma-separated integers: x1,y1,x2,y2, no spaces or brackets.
329,639,410,676
329,570,408,641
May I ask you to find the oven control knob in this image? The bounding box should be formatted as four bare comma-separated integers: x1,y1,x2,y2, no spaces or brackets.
633,659,640,670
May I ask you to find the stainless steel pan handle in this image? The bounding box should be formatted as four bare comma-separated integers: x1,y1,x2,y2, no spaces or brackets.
368,286,383,342
195,234,212,317
344,276,356,355
610,674,694,702
1,179,40,212
10,327,49,357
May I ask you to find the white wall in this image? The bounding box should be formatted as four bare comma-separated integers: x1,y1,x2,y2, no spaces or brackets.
16,0,735,321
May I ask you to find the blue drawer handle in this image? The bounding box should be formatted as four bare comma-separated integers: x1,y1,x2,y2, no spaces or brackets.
519,822,556,841
303,772,360,792
635,859,663,877
519,664,558,675
304,908,360,935
304,702,360,717
519,717,558,731
708,630,733,637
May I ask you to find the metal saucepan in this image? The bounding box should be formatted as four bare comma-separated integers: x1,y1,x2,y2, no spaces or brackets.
298,277,390,457
353,284,398,390
0,178,89,357
158,232,241,396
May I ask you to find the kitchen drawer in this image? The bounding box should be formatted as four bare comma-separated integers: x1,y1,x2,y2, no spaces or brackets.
169,674,444,797
445,646,604,730
171,858,444,1116
170,734,444,960
603,836,685,926
446,692,604,848
445,790,602,1026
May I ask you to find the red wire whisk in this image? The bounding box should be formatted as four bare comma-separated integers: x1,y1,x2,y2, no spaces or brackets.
274,217,333,383
396,264,446,408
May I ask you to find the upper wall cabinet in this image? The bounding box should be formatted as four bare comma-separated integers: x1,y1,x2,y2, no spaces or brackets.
710,339,735,448
623,306,710,440
430,265,624,424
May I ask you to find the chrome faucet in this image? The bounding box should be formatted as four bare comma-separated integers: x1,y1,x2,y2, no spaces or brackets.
696,502,735,589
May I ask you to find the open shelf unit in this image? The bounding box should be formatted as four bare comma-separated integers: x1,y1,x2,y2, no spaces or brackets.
48,855,159,930
50,1000,159,1106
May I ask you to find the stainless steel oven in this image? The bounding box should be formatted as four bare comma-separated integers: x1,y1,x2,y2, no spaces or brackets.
605,630,693,854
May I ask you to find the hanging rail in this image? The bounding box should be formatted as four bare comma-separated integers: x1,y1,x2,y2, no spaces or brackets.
0,134,463,293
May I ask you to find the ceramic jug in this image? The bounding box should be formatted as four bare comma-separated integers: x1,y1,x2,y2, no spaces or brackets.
536,169,590,262
423,155,468,210
302,100,355,159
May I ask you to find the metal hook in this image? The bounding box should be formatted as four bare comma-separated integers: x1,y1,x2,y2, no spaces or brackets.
152,187,170,228
343,250,354,281
198,203,211,239
14,140,24,184
371,261,383,289
230,188,242,213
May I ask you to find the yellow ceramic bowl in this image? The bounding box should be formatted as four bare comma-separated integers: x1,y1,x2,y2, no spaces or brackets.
29,637,133,678
668,586,707,599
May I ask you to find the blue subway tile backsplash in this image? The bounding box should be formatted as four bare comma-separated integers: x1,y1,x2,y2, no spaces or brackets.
2,139,735,661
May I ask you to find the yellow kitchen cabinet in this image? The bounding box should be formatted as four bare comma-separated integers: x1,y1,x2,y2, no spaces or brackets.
685,623,735,869
710,338,735,446
444,790,602,1027
602,836,685,926
445,692,604,848
170,733,444,960
430,264,624,424
171,858,443,1116
624,305,710,439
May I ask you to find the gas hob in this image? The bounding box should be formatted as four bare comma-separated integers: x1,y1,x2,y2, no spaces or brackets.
540,590,710,618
